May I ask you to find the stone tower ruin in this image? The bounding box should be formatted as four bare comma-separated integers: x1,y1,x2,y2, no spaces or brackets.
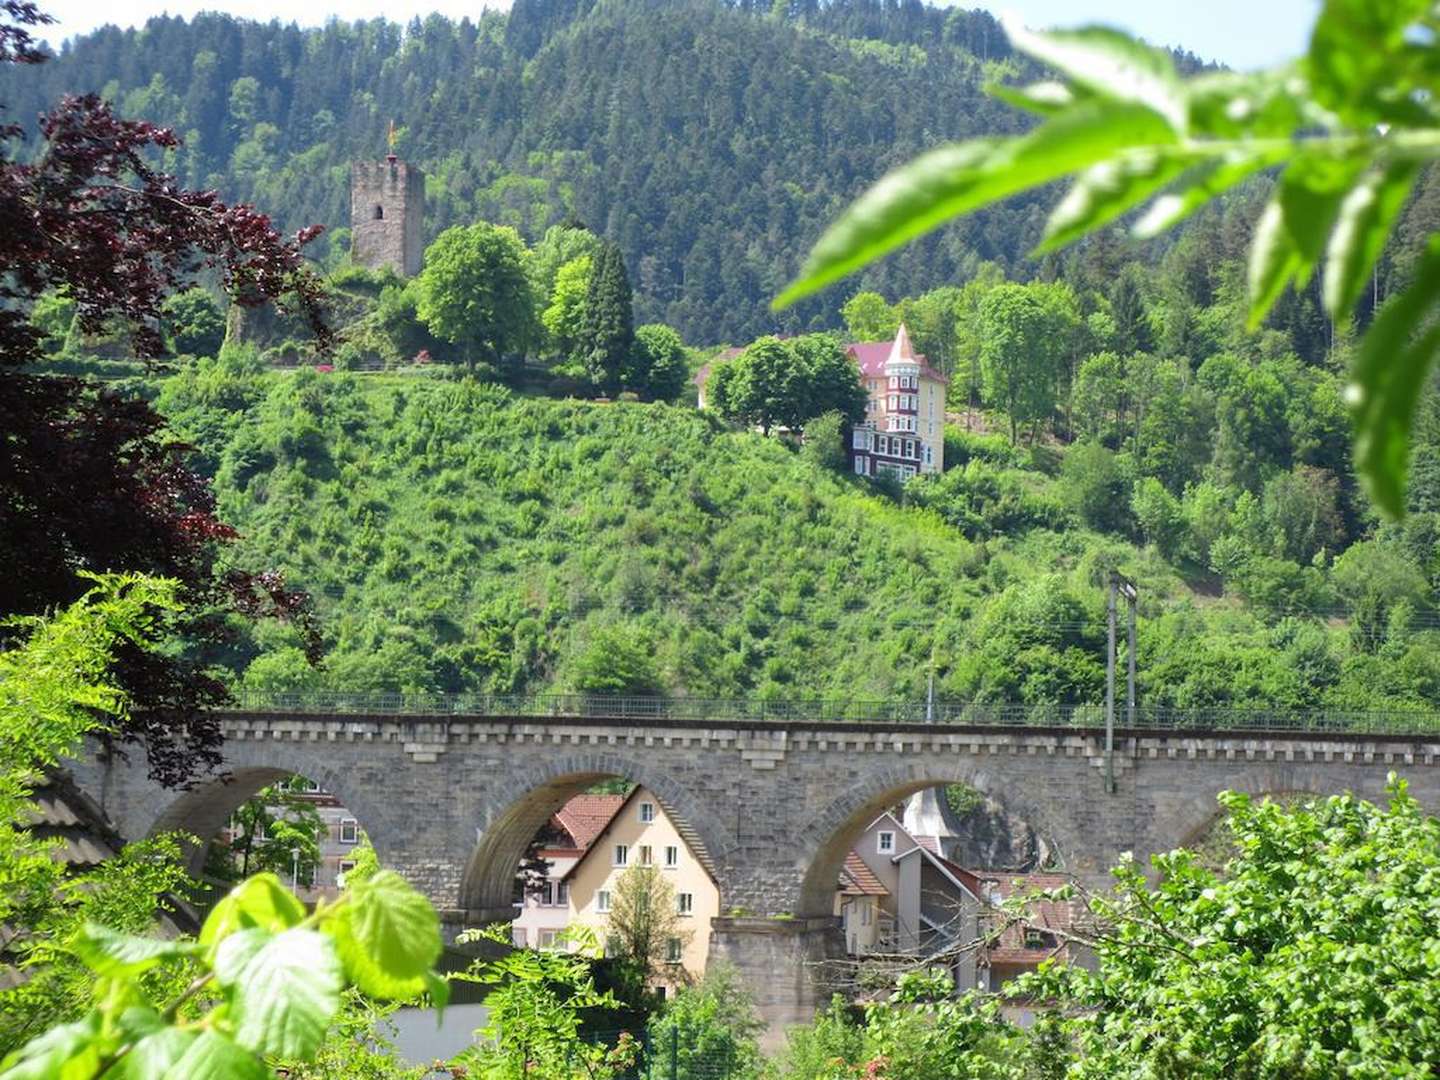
350,140,425,277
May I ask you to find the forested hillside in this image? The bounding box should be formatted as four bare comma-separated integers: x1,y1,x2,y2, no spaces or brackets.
148,360,1438,712
0,0,1052,342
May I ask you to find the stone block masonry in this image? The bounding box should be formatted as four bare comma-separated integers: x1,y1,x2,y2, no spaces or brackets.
350,158,425,277
67,714,1440,1041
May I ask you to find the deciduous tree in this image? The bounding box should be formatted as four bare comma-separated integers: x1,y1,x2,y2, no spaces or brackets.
415,223,536,370
0,1,324,784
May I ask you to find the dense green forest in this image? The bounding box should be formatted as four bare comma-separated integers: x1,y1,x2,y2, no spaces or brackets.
0,0,1077,342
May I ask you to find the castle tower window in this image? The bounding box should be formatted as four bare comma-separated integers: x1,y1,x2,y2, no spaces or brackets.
373,205,384,220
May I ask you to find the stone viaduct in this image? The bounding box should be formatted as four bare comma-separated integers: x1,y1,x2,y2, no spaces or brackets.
67,709,1440,1032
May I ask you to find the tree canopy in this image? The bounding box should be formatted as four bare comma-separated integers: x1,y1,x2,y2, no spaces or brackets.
414,222,536,368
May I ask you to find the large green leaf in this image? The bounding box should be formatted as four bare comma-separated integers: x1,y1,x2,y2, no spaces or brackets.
1308,0,1432,123
1184,69,1317,139
1349,244,1440,517
227,928,344,1061
1247,155,1365,327
1135,147,1291,237
212,928,272,989
987,80,1084,118
71,923,195,978
107,1029,196,1079
1323,161,1420,322
199,873,305,953
1040,148,1195,252
1004,21,1187,131
160,1032,268,1080
330,870,442,999
0,1011,102,1080
775,100,1177,308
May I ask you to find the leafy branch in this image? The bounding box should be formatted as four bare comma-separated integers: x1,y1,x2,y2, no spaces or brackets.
0,869,448,1080
776,0,1440,516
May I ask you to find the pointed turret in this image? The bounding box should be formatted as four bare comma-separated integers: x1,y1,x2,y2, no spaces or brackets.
886,322,916,367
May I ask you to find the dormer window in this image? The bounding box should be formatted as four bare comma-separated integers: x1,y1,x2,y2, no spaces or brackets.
373,204,384,220
878,830,895,854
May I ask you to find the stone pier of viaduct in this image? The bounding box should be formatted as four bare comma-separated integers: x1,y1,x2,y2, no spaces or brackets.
67,712,1440,1034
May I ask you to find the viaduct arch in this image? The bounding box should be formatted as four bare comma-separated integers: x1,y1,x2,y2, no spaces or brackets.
68,711,1440,1036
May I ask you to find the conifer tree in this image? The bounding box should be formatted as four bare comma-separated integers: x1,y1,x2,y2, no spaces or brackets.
578,241,634,394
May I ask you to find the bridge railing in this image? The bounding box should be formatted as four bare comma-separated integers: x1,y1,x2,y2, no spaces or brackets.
221,691,1440,736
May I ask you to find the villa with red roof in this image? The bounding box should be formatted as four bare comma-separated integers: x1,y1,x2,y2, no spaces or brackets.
847,323,947,480
693,325,946,479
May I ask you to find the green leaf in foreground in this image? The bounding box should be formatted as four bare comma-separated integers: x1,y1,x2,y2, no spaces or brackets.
227,928,344,1061
0,1011,102,1080
1247,155,1364,328
774,100,1177,308
110,1028,198,1079
1323,161,1420,322
160,1031,270,1080
200,872,305,952
71,922,195,978
1040,147,1194,252
1002,20,1187,130
1348,243,1440,516
330,870,442,999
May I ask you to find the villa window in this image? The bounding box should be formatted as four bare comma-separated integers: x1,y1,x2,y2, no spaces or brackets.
888,394,898,411
861,902,871,926
614,844,629,867
888,376,898,389
538,929,559,949
339,818,358,845
597,890,611,913
337,860,355,888
513,926,529,948
557,882,569,905
640,802,655,823
853,456,866,475
677,892,694,915
639,845,654,866
664,845,679,868
665,937,683,964
878,831,895,854
924,446,933,466
541,881,557,906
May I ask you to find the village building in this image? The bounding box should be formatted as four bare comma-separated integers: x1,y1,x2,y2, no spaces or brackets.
841,809,985,991
847,323,946,479
691,325,946,476
561,785,720,991
511,793,624,949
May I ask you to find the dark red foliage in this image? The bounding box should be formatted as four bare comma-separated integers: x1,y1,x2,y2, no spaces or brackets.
0,92,329,365
1,5,327,786
0,1,48,65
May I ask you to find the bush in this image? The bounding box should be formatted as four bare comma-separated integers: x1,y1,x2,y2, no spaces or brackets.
801,410,849,472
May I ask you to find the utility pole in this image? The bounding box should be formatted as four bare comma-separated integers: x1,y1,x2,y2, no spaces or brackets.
1105,571,1138,795
1105,579,1116,794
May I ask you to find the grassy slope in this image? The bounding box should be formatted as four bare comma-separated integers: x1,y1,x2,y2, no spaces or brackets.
154,364,1435,712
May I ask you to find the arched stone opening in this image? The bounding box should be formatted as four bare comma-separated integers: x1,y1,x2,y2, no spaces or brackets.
457,754,726,923
373,204,384,220
146,763,374,905
793,764,1065,922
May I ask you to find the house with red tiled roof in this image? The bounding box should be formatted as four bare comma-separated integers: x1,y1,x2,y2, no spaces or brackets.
848,324,947,479
511,792,625,950
694,326,946,478
841,809,985,992
974,871,1078,991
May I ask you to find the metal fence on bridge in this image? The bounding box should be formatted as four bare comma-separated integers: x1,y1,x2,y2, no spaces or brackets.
222,691,1440,737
